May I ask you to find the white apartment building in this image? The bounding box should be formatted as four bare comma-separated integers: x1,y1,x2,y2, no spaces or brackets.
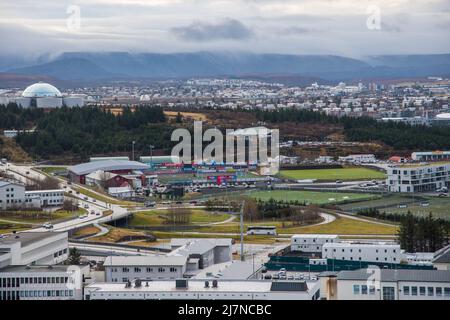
338,154,376,163
411,151,450,162
322,242,403,264
0,181,27,210
24,189,64,207
333,269,450,300
386,162,450,192
291,235,340,253
84,279,321,300
0,180,64,209
0,265,89,301
103,255,188,283
0,232,69,268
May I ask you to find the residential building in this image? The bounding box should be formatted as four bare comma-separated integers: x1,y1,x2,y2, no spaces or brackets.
338,154,376,163
291,235,339,254
0,181,63,209
322,242,403,264
0,181,26,210
0,232,68,268
0,265,89,300
103,255,188,283
411,151,450,162
24,189,64,207
386,162,450,192
331,269,450,300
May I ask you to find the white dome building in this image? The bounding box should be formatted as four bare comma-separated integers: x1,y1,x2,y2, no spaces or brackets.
433,113,450,126
0,82,84,108
22,82,62,98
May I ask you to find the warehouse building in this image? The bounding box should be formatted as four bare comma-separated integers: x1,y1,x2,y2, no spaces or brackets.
68,160,149,184
386,162,450,192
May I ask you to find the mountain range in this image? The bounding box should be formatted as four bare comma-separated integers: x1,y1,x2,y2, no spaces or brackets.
2,52,450,84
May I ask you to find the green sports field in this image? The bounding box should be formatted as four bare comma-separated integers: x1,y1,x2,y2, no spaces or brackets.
249,190,379,205
279,167,386,181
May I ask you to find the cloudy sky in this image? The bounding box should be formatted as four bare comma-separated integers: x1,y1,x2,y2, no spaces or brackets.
1,0,449,58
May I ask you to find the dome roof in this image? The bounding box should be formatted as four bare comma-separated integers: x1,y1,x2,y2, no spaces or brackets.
435,113,450,120
22,82,62,98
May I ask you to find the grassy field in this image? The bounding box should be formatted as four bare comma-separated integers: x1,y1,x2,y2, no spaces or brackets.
249,190,379,205
129,209,231,227
279,167,386,181
72,225,101,237
73,186,137,206
0,222,27,234
38,166,67,175
0,209,85,224
89,226,150,243
380,197,450,221
339,194,450,221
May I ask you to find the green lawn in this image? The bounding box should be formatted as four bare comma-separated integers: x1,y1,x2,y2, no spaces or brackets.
381,197,450,221
129,209,231,227
279,167,386,181
0,209,86,224
249,190,379,205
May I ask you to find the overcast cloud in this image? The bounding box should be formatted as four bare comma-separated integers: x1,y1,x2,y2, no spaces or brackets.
0,0,449,58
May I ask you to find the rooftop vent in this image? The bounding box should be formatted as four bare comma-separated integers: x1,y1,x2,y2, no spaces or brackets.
176,279,188,289
212,279,218,288
135,279,142,288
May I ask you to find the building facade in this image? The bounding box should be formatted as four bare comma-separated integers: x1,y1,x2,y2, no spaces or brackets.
291,235,340,253
386,162,450,192
322,243,403,264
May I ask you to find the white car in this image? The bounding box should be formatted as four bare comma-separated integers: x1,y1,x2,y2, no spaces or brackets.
42,223,53,229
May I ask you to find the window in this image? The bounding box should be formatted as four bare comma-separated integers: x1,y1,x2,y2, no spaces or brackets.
436,287,442,297
158,268,165,273
134,267,141,273
369,285,376,295
122,278,128,283
353,285,360,295
444,288,450,297
403,286,410,296
361,285,368,295
122,267,129,273
427,287,434,296
146,268,153,273
411,286,418,296
419,287,426,296
170,267,177,273
382,287,395,300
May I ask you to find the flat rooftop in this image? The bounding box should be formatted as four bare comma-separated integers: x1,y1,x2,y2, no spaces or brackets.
103,255,187,267
0,232,66,247
0,265,81,273
86,279,314,293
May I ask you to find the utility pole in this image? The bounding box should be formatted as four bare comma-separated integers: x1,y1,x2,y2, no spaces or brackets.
149,145,154,169
132,141,136,161
240,201,245,262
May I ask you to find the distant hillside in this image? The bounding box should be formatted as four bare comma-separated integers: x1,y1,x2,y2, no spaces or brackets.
6,52,450,82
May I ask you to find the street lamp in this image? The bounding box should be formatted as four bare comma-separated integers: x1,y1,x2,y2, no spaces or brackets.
132,141,136,161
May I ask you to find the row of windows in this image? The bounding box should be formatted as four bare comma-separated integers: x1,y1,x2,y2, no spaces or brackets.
118,267,178,273
403,286,450,297
353,285,376,295
0,276,72,288
325,255,396,262
53,248,68,258
0,290,74,300
324,248,397,254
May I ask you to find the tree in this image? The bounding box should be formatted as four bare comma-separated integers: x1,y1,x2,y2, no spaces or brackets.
398,211,416,252
67,248,81,265
243,199,259,222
